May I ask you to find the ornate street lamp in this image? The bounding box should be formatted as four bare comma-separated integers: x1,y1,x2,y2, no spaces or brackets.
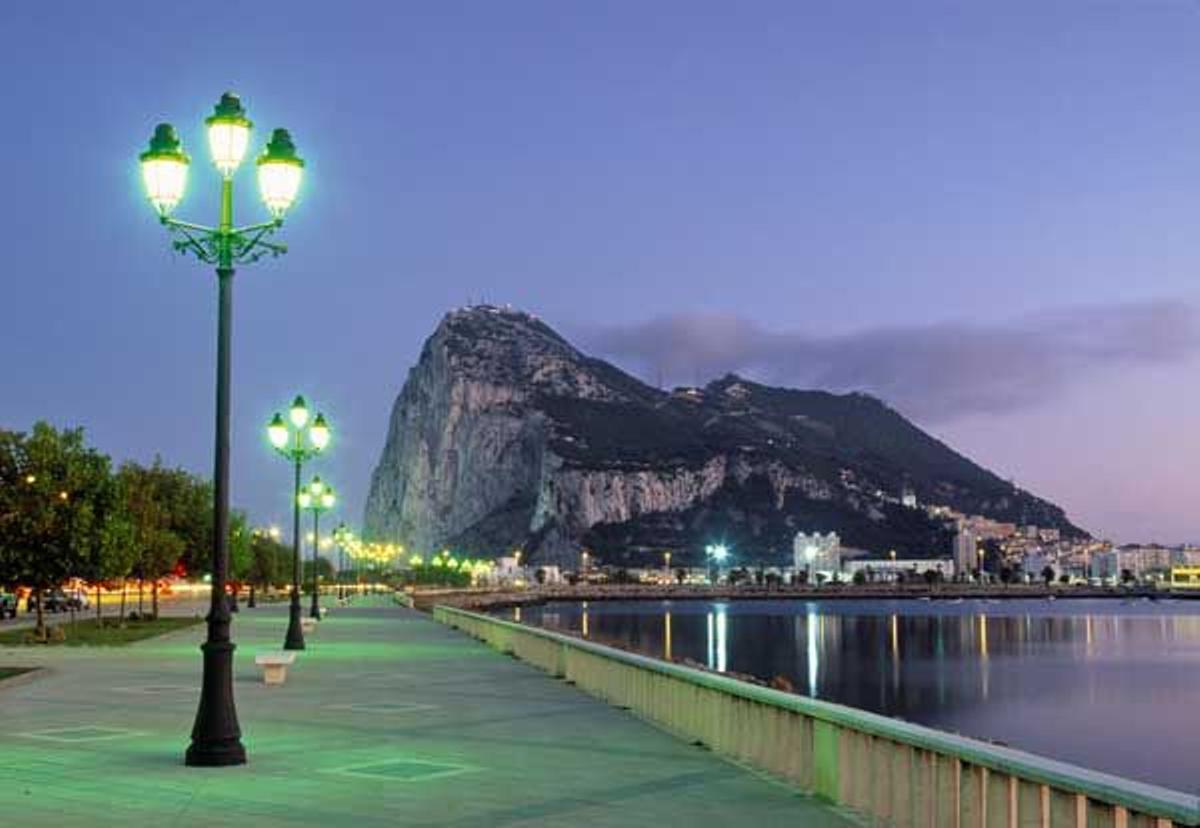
298,477,336,619
138,91,305,768
267,396,330,649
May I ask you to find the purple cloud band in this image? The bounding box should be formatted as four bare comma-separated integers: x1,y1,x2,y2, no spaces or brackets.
579,301,1199,422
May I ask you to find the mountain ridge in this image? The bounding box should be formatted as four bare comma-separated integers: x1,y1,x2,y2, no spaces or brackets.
364,305,1085,567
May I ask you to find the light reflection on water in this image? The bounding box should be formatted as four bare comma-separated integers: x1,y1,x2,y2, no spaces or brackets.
514,598,1200,793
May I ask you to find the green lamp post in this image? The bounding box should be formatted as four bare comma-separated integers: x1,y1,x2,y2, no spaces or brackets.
138,91,305,769
298,477,336,619
268,397,330,649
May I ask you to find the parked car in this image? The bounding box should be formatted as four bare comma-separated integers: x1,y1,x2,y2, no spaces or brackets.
0,592,17,619
26,590,73,613
65,589,89,610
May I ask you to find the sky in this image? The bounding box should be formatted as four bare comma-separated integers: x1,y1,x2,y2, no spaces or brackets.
3,2,1200,544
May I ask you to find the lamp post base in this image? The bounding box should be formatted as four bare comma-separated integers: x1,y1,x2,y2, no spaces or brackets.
185,639,246,767
283,595,306,650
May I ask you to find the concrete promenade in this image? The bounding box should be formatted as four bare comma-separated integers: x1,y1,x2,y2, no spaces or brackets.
0,599,857,827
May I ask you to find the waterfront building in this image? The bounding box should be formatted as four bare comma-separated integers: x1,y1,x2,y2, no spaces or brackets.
1116,545,1173,578
1089,550,1120,581
1170,566,1200,588
953,527,977,576
793,532,841,578
1021,553,1058,582
843,558,955,582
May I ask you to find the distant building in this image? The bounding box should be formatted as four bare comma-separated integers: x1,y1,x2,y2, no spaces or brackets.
1170,567,1200,589
844,558,956,582
1022,553,1058,582
793,531,841,576
1089,551,1119,581
901,487,918,509
954,527,977,576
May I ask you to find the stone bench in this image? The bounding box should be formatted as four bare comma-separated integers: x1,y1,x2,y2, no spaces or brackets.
255,652,296,685
301,617,317,633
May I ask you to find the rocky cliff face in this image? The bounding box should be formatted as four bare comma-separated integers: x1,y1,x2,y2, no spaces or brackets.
364,306,1084,567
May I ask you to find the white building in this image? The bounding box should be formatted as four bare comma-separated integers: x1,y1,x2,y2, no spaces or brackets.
953,527,977,577
794,532,841,577
844,558,956,582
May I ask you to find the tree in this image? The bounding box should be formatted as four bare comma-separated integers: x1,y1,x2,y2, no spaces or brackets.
89,511,137,625
535,567,547,585
674,568,686,584
302,557,334,587
227,511,252,607
923,568,941,586
852,570,867,586
0,423,113,640
248,532,289,592
1120,568,1135,586
1058,573,1071,585
118,461,198,619
1041,565,1055,586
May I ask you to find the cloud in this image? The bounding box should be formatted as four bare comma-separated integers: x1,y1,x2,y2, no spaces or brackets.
580,301,1200,422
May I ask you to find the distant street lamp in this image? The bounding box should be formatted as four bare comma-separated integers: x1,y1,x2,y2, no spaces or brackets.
705,544,729,583
139,91,304,768
298,477,336,619
267,395,330,649
663,551,672,582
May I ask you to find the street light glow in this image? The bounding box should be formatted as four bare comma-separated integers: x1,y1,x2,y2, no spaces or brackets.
139,123,189,216
309,413,330,450
257,128,305,217
289,395,310,428
267,413,288,449
205,92,252,177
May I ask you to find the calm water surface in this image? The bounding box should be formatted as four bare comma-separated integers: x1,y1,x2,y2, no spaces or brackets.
510,598,1200,792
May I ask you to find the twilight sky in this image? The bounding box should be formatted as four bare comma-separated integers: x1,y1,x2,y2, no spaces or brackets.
3,2,1200,544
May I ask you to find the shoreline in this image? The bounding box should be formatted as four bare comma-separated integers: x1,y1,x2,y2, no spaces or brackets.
411,582,1194,612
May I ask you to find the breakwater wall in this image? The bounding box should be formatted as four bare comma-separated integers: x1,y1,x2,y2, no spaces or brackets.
434,604,1198,827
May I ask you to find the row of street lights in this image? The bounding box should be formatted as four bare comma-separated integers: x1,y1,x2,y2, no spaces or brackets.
140,92,304,768
267,396,334,649
140,89,397,773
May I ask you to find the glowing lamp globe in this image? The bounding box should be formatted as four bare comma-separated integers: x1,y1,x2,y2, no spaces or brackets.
267,413,289,449
140,123,190,216
205,92,252,177
321,489,336,510
297,491,312,509
257,128,304,217
289,395,309,428
309,413,330,451
308,477,325,498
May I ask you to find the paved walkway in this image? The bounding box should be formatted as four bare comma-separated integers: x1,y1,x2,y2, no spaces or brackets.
0,599,857,827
